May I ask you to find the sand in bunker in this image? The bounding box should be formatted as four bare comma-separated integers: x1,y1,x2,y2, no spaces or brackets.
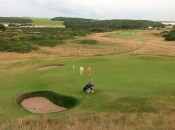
21,97,66,114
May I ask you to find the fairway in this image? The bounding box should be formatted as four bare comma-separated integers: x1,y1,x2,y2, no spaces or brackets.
30,17,64,27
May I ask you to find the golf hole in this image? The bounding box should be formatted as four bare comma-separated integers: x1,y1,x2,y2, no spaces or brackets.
36,64,65,71
17,91,78,114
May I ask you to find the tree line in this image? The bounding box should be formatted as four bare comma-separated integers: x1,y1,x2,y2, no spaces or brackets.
0,17,33,23
51,17,164,31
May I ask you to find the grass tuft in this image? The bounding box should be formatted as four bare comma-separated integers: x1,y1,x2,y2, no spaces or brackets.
79,39,98,45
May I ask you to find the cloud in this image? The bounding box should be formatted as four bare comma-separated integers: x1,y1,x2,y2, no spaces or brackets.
0,0,175,20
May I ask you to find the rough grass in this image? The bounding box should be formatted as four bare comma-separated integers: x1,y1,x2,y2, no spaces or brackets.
109,30,149,42
36,40,64,47
79,39,98,44
1,112,175,130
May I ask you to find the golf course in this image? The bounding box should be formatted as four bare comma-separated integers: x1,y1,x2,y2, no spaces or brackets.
1,19,175,129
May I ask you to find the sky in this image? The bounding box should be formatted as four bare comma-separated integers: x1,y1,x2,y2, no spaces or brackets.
0,0,175,21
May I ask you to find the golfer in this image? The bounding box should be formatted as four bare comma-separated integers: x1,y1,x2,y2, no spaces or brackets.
87,66,91,75
83,79,94,93
80,66,84,75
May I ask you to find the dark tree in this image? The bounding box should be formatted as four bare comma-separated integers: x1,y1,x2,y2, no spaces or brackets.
164,29,175,41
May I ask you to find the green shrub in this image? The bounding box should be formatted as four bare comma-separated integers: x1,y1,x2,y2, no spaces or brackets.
0,24,6,31
165,36,175,41
56,35,74,40
160,31,169,37
0,42,38,53
9,36,20,41
164,29,175,41
0,27,97,53
28,35,42,41
79,39,98,44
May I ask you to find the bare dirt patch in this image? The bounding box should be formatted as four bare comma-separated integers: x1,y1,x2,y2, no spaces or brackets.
21,97,66,114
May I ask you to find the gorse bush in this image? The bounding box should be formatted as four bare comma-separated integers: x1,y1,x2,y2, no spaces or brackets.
0,27,94,53
164,29,175,41
0,42,38,53
160,31,169,37
0,24,6,31
27,35,43,41
165,35,175,41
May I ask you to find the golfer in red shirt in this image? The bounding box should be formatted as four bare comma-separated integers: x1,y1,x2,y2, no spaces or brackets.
87,66,91,75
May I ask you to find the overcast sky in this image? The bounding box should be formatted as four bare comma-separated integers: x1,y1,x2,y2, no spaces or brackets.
0,0,175,21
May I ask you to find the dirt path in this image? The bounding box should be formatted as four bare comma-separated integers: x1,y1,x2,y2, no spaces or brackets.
21,97,66,114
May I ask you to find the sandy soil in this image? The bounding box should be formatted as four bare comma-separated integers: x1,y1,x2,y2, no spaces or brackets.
21,97,66,114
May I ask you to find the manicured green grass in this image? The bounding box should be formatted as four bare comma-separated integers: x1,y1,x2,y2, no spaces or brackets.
30,18,64,27
110,30,149,42
1,18,65,27
1,55,175,122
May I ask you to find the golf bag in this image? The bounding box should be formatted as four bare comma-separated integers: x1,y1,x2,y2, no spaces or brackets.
83,85,88,91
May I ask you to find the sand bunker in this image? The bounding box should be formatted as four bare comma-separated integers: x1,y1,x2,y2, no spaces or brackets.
21,97,66,114
36,64,64,71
